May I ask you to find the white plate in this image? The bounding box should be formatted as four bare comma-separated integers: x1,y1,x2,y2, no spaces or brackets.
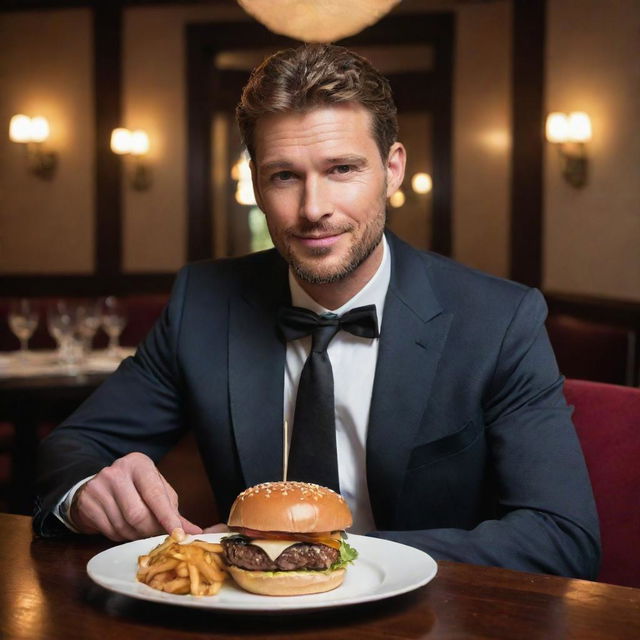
86,533,437,613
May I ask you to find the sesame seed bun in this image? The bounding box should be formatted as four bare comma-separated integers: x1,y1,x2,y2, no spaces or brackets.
227,481,353,533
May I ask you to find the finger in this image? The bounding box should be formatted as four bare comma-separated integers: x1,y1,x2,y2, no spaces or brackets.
111,481,166,539
203,523,230,534
179,515,203,535
159,475,179,510
132,465,183,535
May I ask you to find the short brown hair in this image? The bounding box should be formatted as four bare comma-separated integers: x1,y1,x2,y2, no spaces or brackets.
236,44,398,162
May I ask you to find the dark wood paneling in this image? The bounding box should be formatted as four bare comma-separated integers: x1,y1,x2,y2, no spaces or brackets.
510,0,546,287
94,1,123,276
1,274,175,297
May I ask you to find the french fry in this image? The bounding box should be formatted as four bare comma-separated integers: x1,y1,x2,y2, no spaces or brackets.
136,534,228,597
191,540,223,553
163,577,190,594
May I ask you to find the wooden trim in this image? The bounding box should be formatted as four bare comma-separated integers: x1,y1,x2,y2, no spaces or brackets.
510,0,546,287
545,291,640,330
93,2,123,276
1,274,175,297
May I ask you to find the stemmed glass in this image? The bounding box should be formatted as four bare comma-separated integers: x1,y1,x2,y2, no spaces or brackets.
8,298,39,358
47,300,83,366
76,299,102,354
102,296,128,358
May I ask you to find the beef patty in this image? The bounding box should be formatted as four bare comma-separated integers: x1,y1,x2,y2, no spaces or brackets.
222,537,339,571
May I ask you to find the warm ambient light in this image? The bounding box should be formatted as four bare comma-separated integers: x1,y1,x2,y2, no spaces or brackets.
545,111,592,188
546,112,592,144
231,151,257,206
8,114,56,179
111,127,152,190
237,0,401,43
411,172,433,195
389,189,405,208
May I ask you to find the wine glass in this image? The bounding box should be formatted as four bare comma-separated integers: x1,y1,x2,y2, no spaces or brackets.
47,299,83,366
75,299,102,354
8,298,39,358
102,296,128,358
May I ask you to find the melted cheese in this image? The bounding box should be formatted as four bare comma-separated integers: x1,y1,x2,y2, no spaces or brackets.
251,539,298,562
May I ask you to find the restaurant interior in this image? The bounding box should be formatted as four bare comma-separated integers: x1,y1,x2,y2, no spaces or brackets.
1,0,639,596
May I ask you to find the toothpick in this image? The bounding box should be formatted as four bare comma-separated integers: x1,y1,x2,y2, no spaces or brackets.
283,419,289,481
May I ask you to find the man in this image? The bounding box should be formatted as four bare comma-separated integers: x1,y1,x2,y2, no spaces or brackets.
35,44,600,579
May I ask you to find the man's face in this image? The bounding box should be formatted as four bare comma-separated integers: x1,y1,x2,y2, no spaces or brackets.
251,103,405,287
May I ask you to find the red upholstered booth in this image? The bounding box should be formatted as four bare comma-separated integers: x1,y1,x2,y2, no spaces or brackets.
564,378,640,588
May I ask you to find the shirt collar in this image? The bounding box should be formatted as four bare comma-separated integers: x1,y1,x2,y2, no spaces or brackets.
288,235,391,323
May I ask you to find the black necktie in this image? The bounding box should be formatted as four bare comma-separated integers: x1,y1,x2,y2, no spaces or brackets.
277,305,379,493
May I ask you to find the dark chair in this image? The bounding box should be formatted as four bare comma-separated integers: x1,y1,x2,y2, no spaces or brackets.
547,314,637,386
564,378,640,588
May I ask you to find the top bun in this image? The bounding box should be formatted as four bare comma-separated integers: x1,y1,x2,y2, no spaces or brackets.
227,481,353,533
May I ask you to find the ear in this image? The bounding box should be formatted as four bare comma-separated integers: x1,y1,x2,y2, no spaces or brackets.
385,142,406,198
249,159,265,212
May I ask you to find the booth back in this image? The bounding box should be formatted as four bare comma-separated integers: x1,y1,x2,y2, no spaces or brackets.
564,378,640,588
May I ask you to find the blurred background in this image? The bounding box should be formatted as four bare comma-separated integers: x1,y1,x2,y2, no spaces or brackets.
1,0,638,515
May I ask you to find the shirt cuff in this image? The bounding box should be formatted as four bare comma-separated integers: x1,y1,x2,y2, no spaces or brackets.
54,475,96,533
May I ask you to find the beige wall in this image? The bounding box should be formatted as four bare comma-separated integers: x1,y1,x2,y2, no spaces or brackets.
450,1,512,277
544,0,640,302
121,3,247,272
0,9,94,274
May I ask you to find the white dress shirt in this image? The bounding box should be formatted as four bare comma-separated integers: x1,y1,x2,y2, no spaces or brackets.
284,236,390,533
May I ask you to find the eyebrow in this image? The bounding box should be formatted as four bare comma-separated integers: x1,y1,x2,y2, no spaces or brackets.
259,155,368,173
326,155,368,167
259,160,295,173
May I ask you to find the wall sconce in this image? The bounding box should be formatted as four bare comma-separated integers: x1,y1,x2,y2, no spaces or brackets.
389,172,433,209
110,127,152,190
545,111,592,188
9,114,57,179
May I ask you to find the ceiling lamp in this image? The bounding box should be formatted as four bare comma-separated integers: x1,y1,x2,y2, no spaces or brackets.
237,0,401,43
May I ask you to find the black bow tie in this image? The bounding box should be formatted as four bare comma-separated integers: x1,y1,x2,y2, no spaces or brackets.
277,304,379,344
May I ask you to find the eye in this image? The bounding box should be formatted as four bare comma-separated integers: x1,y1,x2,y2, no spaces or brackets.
272,170,296,182
332,164,353,175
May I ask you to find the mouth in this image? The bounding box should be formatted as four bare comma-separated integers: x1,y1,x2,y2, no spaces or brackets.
293,232,343,249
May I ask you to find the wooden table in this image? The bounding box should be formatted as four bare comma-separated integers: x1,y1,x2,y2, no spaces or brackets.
2,514,639,639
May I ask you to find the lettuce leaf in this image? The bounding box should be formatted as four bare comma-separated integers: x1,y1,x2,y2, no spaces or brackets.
330,538,358,570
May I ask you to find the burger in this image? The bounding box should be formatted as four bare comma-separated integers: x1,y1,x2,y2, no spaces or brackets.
221,481,358,596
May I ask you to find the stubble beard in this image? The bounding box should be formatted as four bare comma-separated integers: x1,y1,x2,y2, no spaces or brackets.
276,195,387,286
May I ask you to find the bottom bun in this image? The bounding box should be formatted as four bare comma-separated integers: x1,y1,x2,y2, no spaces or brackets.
227,565,346,596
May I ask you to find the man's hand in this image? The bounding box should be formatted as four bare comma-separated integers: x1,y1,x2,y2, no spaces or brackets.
70,452,203,541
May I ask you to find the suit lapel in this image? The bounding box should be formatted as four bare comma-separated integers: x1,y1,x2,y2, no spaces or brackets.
367,234,452,528
228,252,290,488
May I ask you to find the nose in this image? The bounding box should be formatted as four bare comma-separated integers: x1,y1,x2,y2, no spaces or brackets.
299,175,332,222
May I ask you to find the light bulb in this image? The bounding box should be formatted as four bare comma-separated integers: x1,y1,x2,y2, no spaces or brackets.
29,116,50,142
568,112,592,143
111,128,132,154
130,130,150,156
546,113,569,143
411,172,432,194
9,114,32,142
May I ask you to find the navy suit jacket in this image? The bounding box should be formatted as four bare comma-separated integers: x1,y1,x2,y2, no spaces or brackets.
34,232,600,578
